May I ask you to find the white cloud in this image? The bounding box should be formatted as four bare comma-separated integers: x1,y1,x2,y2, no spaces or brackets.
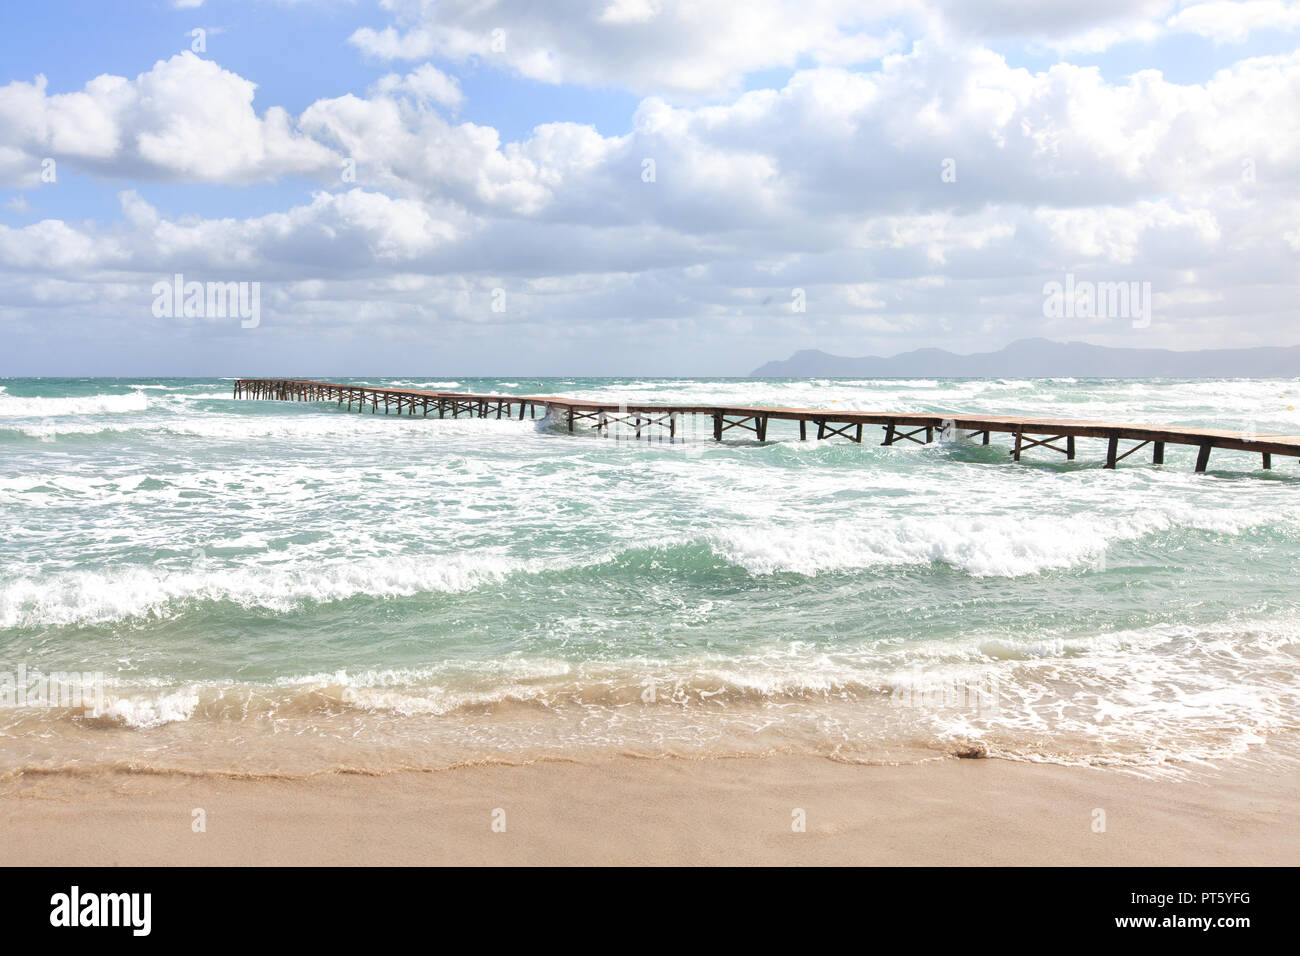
371,64,464,108
349,0,909,97
0,53,336,186
1168,1,1300,43
4,7,1300,369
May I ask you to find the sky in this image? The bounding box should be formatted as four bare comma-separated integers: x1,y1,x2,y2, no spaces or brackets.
1,0,1298,376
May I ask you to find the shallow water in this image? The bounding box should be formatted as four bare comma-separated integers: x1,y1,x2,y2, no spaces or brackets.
1,376,1298,776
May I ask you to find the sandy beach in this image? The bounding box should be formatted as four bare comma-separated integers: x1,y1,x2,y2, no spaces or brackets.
4,753,1297,866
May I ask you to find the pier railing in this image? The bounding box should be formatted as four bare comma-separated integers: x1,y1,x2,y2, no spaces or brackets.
233,378,1300,474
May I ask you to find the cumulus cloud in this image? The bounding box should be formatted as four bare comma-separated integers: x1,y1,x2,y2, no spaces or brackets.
349,0,909,97
346,1,1300,94
371,63,464,108
0,53,335,186
1168,1,1300,43
3,4,1300,371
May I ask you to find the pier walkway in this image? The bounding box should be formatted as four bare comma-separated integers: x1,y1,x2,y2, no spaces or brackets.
233,378,1300,473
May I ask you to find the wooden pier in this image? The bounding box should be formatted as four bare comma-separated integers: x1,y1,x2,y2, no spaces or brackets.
233,378,1300,474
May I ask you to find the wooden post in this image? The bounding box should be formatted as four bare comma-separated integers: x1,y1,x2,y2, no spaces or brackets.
670,413,677,439
817,420,826,440
799,420,807,441
1195,442,1212,473
1013,429,1023,462
882,423,895,446
1066,436,1076,460
1263,453,1272,470
1153,441,1164,465
854,424,862,443
713,412,723,441
925,425,933,443
756,415,768,441
567,409,575,432
1105,435,1118,469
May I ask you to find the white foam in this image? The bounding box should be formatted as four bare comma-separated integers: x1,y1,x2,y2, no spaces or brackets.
708,512,1145,578
1,410,536,441
0,550,591,629
0,391,148,417
98,688,200,728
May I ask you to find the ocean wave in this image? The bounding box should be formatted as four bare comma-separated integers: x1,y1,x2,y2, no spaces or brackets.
703,508,1259,578
97,688,202,729
4,615,1296,772
0,411,537,442
0,502,1287,627
0,391,149,417
0,551,573,629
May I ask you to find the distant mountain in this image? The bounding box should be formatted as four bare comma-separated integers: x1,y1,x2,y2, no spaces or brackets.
751,338,1300,378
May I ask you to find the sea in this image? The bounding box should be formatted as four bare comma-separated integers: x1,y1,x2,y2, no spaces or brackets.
1,376,1298,779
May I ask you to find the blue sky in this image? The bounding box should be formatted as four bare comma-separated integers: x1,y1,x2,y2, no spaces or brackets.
1,1,1299,375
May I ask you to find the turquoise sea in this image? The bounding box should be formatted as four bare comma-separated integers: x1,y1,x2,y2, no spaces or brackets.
2,376,1298,777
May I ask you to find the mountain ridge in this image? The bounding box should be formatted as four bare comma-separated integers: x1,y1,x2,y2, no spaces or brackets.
750,338,1300,378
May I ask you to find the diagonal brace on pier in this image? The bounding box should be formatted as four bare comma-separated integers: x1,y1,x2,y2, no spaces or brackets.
1012,432,1076,461
881,423,933,446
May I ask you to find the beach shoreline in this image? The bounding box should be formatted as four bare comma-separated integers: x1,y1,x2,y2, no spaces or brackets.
3,752,1297,866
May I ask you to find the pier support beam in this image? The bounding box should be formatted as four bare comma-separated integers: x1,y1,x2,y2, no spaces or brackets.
1153,441,1164,465
1106,436,1152,469
881,423,932,446
1195,442,1212,473
714,413,769,440
1013,433,1073,461
817,420,863,443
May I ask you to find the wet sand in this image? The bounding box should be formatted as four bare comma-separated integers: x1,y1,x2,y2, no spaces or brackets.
3,752,1298,866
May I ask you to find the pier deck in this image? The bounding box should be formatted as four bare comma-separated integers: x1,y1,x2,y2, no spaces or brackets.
233,378,1300,474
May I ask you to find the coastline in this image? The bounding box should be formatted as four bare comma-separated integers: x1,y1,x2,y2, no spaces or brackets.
4,752,1297,866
